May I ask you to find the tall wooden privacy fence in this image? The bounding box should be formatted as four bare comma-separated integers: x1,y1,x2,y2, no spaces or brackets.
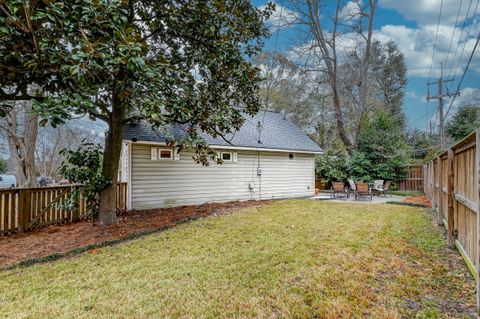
397,165,424,192
423,130,480,310
0,182,127,235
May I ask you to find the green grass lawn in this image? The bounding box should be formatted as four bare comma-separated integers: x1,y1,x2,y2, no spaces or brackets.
0,200,475,318
389,190,424,197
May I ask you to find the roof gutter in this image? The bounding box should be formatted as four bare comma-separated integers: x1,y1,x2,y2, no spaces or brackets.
123,139,323,155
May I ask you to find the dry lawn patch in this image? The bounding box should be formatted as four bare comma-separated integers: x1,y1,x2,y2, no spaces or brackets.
0,200,475,318
0,200,267,267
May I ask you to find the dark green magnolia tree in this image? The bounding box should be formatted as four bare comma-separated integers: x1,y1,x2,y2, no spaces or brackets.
1,0,273,225
0,1,70,187
0,1,67,119
351,109,410,182
446,105,480,142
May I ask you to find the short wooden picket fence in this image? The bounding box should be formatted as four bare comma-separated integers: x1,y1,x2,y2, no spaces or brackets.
0,182,127,235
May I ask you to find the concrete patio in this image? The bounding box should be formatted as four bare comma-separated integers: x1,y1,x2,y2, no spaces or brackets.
311,192,406,204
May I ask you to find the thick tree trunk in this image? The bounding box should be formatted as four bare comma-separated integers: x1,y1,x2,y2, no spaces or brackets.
355,0,375,148
332,91,352,152
97,95,126,225
306,0,352,153
5,101,38,188
359,1,375,115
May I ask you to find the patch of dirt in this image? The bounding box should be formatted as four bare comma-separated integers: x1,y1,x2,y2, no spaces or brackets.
403,195,432,207
0,200,270,268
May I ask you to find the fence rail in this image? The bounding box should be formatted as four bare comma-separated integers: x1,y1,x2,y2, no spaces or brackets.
397,165,424,192
0,182,127,235
424,130,480,311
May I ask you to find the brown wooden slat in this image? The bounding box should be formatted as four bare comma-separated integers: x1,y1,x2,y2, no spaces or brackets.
4,193,10,231
398,165,424,191
11,192,16,229
1,184,127,235
27,188,71,228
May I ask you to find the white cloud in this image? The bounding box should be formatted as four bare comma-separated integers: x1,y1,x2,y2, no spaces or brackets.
377,0,480,79
340,0,363,25
379,0,474,25
374,22,480,78
285,0,480,80
288,22,480,80
444,86,479,119
258,2,298,30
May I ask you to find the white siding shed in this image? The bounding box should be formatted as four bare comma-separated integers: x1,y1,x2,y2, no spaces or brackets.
126,144,315,209
122,110,322,209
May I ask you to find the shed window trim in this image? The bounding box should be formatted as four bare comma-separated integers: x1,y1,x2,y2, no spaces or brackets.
151,147,175,160
221,152,233,162
158,148,173,160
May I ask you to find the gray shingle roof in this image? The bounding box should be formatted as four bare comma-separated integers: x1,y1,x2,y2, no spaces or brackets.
124,111,322,153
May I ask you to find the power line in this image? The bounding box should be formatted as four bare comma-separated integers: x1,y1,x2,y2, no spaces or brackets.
427,0,444,84
445,0,474,80
426,62,456,147
443,0,464,74
425,0,444,128
411,144,443,153
446,0,479,85
444,29,480,120
409,104,438,127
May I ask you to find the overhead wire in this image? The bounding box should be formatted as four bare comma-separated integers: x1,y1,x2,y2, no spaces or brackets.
443,28,480,120
424,0,444,128
409,104,438,129
445,0,480,82
443,0,464,76
446,0,479,87
427,0,444,84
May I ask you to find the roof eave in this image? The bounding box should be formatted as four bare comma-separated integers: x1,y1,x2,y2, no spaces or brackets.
123,139,323,155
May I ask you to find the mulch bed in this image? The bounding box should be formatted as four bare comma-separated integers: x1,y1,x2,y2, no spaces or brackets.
403,195,432,208
0,200,270,268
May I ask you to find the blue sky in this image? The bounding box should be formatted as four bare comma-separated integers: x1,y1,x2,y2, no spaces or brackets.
252,0,480,131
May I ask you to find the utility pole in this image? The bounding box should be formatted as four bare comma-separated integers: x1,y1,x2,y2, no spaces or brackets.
426,63,459,148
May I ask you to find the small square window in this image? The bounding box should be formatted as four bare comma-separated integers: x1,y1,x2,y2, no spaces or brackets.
159,149,173,159
221,152,232,161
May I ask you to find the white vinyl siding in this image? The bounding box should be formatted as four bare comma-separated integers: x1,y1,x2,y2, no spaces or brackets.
130,144,315,209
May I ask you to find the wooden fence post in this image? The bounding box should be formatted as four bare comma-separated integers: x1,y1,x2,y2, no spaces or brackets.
432,162,435,200
429,160,435,200
17,189,29,232
423,164,427,194
431,161,436,210
447,149,455,248
73,186,80,222
475,130,480,312
436,156,442,225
